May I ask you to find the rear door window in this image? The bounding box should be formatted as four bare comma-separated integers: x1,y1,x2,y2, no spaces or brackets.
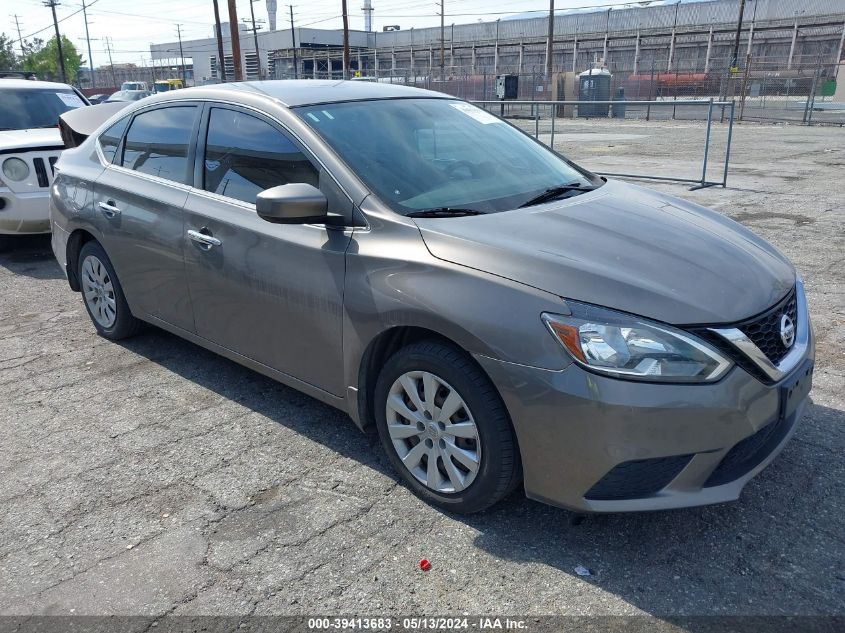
202,107,318,204
121,106,198,184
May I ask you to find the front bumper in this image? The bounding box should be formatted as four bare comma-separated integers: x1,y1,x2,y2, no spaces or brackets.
476,348,814,513
0,187,51,234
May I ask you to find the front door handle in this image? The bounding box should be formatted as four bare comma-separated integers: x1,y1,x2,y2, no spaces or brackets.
187,229,222,248
98,200,121,217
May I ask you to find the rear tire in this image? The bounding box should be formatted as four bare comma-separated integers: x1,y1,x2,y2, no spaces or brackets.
78,240,143,340
374,340,522,514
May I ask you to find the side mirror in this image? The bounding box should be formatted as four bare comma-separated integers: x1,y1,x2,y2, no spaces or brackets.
256,183,333,225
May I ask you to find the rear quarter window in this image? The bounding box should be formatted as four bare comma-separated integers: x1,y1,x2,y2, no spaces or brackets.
98,118,129,164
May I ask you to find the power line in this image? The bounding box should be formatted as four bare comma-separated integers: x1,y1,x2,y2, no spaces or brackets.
14,0,101,46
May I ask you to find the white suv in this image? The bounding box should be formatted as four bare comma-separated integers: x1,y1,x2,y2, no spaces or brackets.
0,79,88,245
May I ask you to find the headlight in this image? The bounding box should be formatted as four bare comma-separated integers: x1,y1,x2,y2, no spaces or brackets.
2,158,30,182
542,302,732,383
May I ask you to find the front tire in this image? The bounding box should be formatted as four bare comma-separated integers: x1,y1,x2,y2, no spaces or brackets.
78,240,143,340
374,340,522,514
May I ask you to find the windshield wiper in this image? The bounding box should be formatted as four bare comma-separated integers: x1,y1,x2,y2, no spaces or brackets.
406,208,484,218
519,181,597,208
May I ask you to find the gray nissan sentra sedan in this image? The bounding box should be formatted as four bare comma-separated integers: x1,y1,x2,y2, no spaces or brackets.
50,81,814,514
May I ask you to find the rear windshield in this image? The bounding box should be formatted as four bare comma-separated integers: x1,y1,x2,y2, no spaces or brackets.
0,89,86,131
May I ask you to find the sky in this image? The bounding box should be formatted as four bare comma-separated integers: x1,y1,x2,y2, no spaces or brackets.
5,0,689,69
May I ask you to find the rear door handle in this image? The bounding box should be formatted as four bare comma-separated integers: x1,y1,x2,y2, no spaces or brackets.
98,200,121,217
187,229,222,248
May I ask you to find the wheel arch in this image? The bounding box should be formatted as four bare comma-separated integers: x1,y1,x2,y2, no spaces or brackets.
65,228,99,292
355,325,503,432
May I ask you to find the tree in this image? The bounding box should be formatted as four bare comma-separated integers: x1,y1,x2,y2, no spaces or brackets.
22,35,84,83
0,33,18,71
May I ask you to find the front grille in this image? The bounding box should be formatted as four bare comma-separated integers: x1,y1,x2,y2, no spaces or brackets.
48,156,58,175
585,454,693,501
32,157,49,187
689,286,799,383
704,414,793,487
737,289,797,365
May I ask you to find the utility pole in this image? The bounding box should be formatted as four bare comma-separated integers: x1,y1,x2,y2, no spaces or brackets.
545,1,554,81
81,1,95,88
44,1,67,83
439,0,445,82
248,0,262,79
176,24,187,85
104,36,117,87
13,15,25,58
730,0,746,73
227,0,243,81
341,0,350,78
212,0,227,81
289,5,298,79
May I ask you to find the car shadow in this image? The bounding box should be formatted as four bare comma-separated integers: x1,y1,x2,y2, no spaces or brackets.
462,401,845,616
117,327,843,616
0,234,64,280
115,327,394,478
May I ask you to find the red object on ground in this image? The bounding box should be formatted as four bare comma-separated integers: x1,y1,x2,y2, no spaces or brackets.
418,559,431,571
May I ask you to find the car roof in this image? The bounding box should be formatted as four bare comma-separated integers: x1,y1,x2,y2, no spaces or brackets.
0,78,76,90
150,79,453,108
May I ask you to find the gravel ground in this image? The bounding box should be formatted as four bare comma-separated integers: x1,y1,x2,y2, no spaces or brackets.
0,120,843,620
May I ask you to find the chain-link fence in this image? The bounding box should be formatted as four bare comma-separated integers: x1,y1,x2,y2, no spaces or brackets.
470,99,736,190
322,55,842,126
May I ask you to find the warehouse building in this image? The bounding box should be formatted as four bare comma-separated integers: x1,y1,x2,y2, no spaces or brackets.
150,0,844,88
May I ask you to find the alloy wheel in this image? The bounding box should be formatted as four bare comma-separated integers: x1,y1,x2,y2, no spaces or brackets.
385,370,481,493
81,254,117,328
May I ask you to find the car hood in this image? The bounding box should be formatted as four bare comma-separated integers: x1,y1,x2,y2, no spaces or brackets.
414,179,795,325
0,128,63,152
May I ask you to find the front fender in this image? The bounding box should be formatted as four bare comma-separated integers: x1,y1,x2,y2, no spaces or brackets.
341,206,573,425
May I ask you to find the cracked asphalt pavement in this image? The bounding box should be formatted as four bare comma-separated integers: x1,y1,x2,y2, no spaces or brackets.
0,121,843,618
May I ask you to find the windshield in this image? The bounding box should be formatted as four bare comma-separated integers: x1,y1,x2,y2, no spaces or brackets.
296,98,599,215
0,88,86,131
154,82,170,92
